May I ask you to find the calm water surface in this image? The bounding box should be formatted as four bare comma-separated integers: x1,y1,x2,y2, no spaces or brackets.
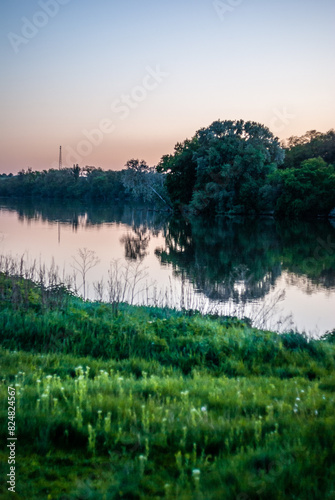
1,198,335,337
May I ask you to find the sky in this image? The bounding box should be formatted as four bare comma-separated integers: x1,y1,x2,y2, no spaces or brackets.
0,0,334,173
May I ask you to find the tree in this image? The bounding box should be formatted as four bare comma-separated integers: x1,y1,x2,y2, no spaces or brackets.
157,138,198,207
283,129,335,169
122,159,171,207
157,120,284,215
71,164,81,181
71,248,100,300
271,157,335,218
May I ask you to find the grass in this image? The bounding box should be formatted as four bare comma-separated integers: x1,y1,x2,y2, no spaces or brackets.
1,272,335,499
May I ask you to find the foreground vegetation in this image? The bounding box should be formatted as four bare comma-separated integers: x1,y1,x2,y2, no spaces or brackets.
1,273,335,499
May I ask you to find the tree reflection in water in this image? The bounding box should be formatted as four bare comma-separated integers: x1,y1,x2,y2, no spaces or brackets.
2,198,335,304
155,216,335,302
120,226,151,261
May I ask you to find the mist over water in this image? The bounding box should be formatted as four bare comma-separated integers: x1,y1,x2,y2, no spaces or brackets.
1,198,335,337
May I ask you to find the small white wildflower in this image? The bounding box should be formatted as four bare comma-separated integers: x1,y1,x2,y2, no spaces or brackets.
322,396,326,400
293,408,298,413
46,375,52,380
201,406,207,412
315,410,318,415
60,387,65,391
296,397,300,401
36,379,41,384
192,469,201,476
301,390,304,393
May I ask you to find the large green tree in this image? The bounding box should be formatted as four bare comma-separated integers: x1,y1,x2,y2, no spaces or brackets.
157,120,284,215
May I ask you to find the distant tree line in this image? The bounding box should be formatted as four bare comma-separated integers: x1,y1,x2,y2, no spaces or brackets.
0,164,168,207
1,121,334,217
0,166,126,201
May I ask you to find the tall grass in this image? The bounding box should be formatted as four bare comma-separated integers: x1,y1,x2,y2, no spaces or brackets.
1,267,334,378
0,345,335,499
1,257,335,498
0,251,291,333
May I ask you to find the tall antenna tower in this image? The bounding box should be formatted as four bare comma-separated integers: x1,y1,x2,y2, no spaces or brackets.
59,146,62,170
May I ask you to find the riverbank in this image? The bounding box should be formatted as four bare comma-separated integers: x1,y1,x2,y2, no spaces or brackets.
1,273,335,499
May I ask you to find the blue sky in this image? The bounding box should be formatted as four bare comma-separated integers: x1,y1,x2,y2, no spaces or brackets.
1,0,334,172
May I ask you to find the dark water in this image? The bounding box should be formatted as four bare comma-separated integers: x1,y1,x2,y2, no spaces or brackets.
1,198,335,336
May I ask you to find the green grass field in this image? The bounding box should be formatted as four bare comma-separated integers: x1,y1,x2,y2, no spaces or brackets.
1,273,335,499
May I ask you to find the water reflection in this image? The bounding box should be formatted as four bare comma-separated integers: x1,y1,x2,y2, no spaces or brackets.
0,198,169,231
1,198,335,333
156,216,335,301
120,227,151,261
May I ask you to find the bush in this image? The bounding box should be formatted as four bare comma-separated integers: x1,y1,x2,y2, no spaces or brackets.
271,157,335,217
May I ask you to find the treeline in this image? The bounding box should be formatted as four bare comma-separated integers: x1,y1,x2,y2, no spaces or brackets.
158,121,335,218
0,166,126,201
282,129,335,169
0,162,169,207
1,122,335,217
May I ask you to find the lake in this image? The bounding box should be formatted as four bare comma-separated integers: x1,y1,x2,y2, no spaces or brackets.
1,198,335,337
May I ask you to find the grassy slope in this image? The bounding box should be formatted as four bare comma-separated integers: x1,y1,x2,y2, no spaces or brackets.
0,273,335,499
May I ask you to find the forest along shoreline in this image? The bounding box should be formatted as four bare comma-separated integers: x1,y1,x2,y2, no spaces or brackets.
1,123,335,219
